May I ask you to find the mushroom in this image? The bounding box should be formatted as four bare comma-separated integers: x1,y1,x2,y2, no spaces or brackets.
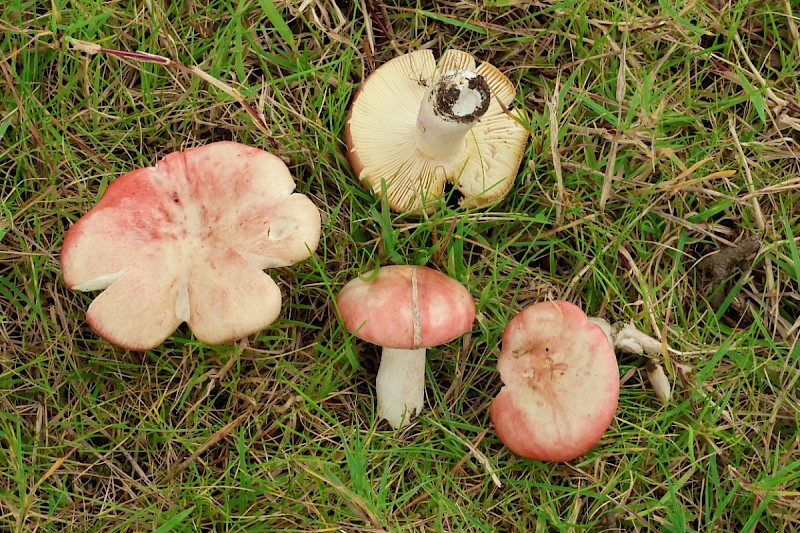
490,301,619,461
345,49,529,213
61,141,321,350
588,318,663,356
336,265,476,428
588,317,673,404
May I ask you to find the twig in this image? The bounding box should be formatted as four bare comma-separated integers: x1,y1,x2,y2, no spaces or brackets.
67,38,277,148
162,411,250,483
176,343,242,428
359,0,376,58
652,210,736,247
547,76,564,224
672,355,699,417
20,447,78,526
362,0,392,39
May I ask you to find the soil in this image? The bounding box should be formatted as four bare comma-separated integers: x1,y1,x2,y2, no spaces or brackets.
434,73,490,123
698,236,761,312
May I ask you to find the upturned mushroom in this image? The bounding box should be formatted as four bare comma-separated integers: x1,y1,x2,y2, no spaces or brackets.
61,141,321,350
345,49,529,213
337,265,476,429
490,301,619,461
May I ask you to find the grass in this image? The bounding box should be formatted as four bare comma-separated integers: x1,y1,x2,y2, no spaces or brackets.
2,0,799,530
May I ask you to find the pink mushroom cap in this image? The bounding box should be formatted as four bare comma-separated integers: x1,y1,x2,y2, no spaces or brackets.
61,141,321,350
490,300,619,461
336,265,476,350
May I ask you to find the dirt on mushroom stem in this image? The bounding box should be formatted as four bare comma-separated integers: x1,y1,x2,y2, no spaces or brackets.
431,71,490,124
416,70,491,159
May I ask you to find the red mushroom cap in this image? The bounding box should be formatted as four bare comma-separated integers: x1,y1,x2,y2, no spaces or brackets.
61,141,321,350
490,300,619,461
336,265,475,350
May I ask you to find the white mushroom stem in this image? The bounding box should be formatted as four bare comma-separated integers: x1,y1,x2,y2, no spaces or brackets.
590,318,672,404
416,70,491,159
588,318,663,356
375,347,427,429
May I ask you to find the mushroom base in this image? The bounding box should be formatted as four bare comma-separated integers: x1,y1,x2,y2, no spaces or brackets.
375,347,427,429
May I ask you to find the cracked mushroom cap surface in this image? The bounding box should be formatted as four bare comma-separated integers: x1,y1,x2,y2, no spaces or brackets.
345,49,529,213
490,301,619,461
336,265,476,350
61,141,321,351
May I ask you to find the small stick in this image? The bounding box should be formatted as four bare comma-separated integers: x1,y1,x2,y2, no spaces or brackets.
162,412,250,483
68,38,277,148
547,77,564,224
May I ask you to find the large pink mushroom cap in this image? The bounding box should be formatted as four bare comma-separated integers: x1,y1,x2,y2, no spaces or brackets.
490,300,619,461
62,141,321,350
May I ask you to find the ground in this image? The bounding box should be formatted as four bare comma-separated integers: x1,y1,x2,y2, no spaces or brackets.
1,0,799,531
